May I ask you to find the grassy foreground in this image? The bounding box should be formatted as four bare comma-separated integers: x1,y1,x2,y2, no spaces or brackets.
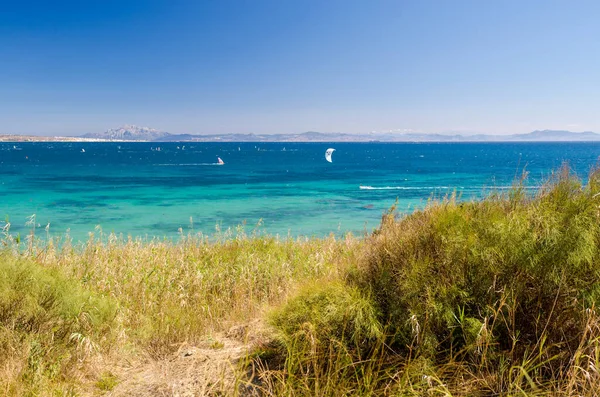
3,165,600,396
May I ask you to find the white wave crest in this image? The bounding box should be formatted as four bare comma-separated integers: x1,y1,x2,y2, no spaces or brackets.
156,163,222,166
359,185,540,190
359,185,457,190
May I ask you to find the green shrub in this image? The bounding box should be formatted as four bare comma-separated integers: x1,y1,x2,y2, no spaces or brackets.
0,253,116,394
267,281,387,394
270,281,382,355
359,165,600,366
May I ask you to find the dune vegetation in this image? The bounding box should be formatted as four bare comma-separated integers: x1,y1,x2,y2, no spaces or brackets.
3,164,600,396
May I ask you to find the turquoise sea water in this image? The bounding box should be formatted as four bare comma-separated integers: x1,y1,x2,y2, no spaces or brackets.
1,142,599,242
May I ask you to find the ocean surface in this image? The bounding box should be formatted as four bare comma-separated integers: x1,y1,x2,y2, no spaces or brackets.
1,142,599,243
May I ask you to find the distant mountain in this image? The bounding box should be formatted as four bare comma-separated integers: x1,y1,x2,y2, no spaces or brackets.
365,129,600,142
503,130,600,142
170,129,600,142
77,127,600,142
81,125,170,141
359,129,600,142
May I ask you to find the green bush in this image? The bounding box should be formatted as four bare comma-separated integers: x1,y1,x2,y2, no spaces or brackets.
0,253,116,394
270,281,382,355
360,166,600,364
267,281,386,394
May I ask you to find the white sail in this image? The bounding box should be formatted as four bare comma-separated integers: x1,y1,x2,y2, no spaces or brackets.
325,148,335,163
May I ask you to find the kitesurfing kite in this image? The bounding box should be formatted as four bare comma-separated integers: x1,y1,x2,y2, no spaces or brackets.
325,148,335,163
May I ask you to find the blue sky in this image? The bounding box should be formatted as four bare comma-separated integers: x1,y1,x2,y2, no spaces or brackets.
1,0,599,136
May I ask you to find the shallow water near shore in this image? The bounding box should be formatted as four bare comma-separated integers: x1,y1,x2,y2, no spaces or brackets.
1,141,599,242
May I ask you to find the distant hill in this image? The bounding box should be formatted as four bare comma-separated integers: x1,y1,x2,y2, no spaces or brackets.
502,130,600,142
75,127,600,142
155,129,600,142
364,129,600,142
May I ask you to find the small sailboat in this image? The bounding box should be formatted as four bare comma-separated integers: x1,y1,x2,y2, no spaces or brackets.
81,149,85,153
217,157,225,165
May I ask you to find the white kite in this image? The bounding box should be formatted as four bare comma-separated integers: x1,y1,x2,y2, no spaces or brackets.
325,148,335,163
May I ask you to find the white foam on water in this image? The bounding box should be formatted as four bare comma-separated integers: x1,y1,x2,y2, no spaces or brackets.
359,185,540,190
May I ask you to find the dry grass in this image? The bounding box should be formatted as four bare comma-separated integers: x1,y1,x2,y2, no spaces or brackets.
0,225,360,395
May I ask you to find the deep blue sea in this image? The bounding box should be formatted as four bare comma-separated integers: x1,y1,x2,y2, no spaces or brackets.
1,142,599,243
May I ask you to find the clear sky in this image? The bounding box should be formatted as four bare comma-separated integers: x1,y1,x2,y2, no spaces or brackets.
1,0,599,136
